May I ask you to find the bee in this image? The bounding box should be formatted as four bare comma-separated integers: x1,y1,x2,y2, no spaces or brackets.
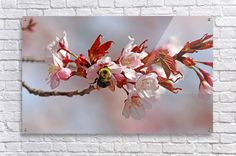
95,67,115,91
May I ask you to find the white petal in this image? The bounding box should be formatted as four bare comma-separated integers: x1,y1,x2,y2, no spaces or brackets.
130,105,145,120
98,56,111,64
138,51,148,59
122,100,131,119
50,74,60,89
109,62,122,74
52,53,63,68
123,69,136,80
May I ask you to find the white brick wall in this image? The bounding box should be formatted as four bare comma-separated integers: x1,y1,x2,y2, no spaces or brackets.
0,0,236,155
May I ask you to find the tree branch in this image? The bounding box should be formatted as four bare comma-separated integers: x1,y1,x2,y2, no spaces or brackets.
22,81,96,97
22,57,76,69
22,57,45,63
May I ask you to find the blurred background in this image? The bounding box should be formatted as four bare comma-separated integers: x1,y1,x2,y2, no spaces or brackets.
22,16,212,134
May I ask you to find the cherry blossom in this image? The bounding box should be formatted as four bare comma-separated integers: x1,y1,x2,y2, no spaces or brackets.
86,56,122,81
47,31,70,67
42,32,213,119
47,54,72,89
135,73,159,99
122,90,152,120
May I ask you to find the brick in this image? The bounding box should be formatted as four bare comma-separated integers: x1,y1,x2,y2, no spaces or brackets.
3,101,20,112
76,8,92,16
190,6,221,16
139,136,170,143
220,71,236,81
26,9,44,16
213,144,236,154
196,144,212,153
6,122,20,132
214,123,236,133
214,39,236,49
221,134,236,143
91,8,124,15
1,0,17,8
0,122,5,131
219,113,235,123
0,9,26,18
163,144,195,153
198,134,220,143
115,0,146,7
3,41,19,50
22,143,52,152
124,8,141,15
52,143,67,152
115,143,141,152
18,0,50,8
0,51,20,60
0,132,21,142
141,7,173,15
223,6,236,16
197,0,213,5
99,143,114,152
0,30,20,39
0,143,5,152
5,143,21,152
173,7,189,15
4,91,21,101
144,143,162,153
67,143,99,152
213,0,236,5
44,9,75,16
4,20,20,30
216,17,236,27
0,81,5,91
97,135,121,142
147,0,164,6
213,112,219,122
220,28,236,38
165,0,195,6
0,20,4,29
220,92,236,103
67,0,97,7
51,0,66,8
3,112,20,121
171,136,186,143
215,102,236,112
220,49,236,59
5,81,21,91
99,0,114,7
3,61,19,70
0,71,21,80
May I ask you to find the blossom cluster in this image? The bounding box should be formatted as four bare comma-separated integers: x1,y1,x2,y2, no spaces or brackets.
46,32,213,120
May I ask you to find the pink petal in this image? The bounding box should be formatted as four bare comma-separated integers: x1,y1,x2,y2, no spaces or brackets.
57,68,72,80
50,74,60,89
122,100,131,119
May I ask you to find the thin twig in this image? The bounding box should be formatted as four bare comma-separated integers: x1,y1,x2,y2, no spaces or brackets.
22,57,45,63
22,57,77,69
22,81,96,97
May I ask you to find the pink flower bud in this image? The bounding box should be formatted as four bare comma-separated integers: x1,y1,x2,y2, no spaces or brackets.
57,68,72,80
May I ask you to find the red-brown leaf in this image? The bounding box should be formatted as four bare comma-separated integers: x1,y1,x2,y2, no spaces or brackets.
75,54,90,68
159,49,180,78
157,76,182,93
177,34,213,57
131,39,148,53
88,35,113,64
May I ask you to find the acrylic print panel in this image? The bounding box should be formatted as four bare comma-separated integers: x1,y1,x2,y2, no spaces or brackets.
22,16,213,134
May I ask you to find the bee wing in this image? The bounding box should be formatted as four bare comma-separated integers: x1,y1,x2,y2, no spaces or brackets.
108,77,116,92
